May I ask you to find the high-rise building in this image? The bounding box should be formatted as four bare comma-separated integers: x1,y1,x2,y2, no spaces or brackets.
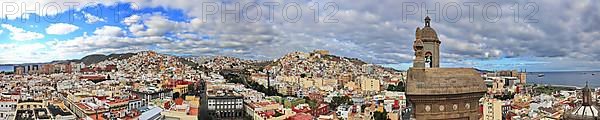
406,16,487,120
200,87,244,120
518,72,527,84
42,64,53,74
13,66,24,75
483,98,502,120
359,76,380,93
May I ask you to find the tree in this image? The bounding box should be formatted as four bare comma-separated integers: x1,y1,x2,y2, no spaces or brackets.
329,96,353,110
345,96,354,105
360,104,367,113
386,84,405,92
494,92,515,100
387,85,396,91
187,84,196,95
220,69,284,96
306,99,319,116
373,109,388,120
173,92,180,99
307,99,318,109
274,111,284,117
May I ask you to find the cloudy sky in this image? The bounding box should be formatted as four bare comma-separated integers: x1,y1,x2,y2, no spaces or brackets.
0,0,597,72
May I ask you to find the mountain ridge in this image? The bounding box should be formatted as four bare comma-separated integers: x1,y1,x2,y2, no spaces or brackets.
2,50,402,72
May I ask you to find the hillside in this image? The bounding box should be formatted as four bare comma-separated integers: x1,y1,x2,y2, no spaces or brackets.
195,50,400,76
3,50,400,75
77,53,137,65
263,50,399,77
80,54,109,65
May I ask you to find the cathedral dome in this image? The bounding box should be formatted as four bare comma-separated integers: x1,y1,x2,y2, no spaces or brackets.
564,82,600,119
420,27,437,39
571,105,599,117
420,16,438,40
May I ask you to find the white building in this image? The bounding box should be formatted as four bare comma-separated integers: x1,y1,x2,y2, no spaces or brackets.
0,99,16,120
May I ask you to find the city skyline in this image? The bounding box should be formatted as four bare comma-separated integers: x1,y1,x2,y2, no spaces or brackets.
0,1,598,120
0,0,598,72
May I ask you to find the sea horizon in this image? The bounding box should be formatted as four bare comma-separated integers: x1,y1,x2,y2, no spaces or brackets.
527,71,600,88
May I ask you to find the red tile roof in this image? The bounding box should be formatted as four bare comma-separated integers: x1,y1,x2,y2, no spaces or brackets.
175,98,184,105
286,113,313,120
188,107,199,115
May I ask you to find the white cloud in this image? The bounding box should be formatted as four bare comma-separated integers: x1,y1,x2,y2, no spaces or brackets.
93,26,125,37
129,15,184,37
123,15,141,25
83,12,106,24
0,44,16,50
1,24,44,41
46,23,79,35
128,24,145,35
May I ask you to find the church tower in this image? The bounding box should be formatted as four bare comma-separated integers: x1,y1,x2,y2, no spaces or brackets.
406,16,486,120
582,82,592,106
563,81,600,119
413,16,441,68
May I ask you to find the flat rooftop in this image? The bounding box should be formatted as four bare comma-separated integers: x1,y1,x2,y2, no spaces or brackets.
207,89,242,97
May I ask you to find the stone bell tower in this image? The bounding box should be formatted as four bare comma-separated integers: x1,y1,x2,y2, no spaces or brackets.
414,16,441,68
407,16,486,120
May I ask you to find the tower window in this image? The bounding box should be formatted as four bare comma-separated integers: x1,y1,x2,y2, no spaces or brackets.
425,52,432,68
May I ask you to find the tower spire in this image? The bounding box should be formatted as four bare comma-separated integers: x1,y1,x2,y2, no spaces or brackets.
583,81,592,106
425,16,431,27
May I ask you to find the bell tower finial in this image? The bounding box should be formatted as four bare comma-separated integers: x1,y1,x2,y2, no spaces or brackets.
425,16,431,27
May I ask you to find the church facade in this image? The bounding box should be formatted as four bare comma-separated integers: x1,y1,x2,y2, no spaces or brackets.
406,16,487,120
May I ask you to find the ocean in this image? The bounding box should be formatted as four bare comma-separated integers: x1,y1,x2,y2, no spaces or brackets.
527,71,600,88
0,65,12,72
